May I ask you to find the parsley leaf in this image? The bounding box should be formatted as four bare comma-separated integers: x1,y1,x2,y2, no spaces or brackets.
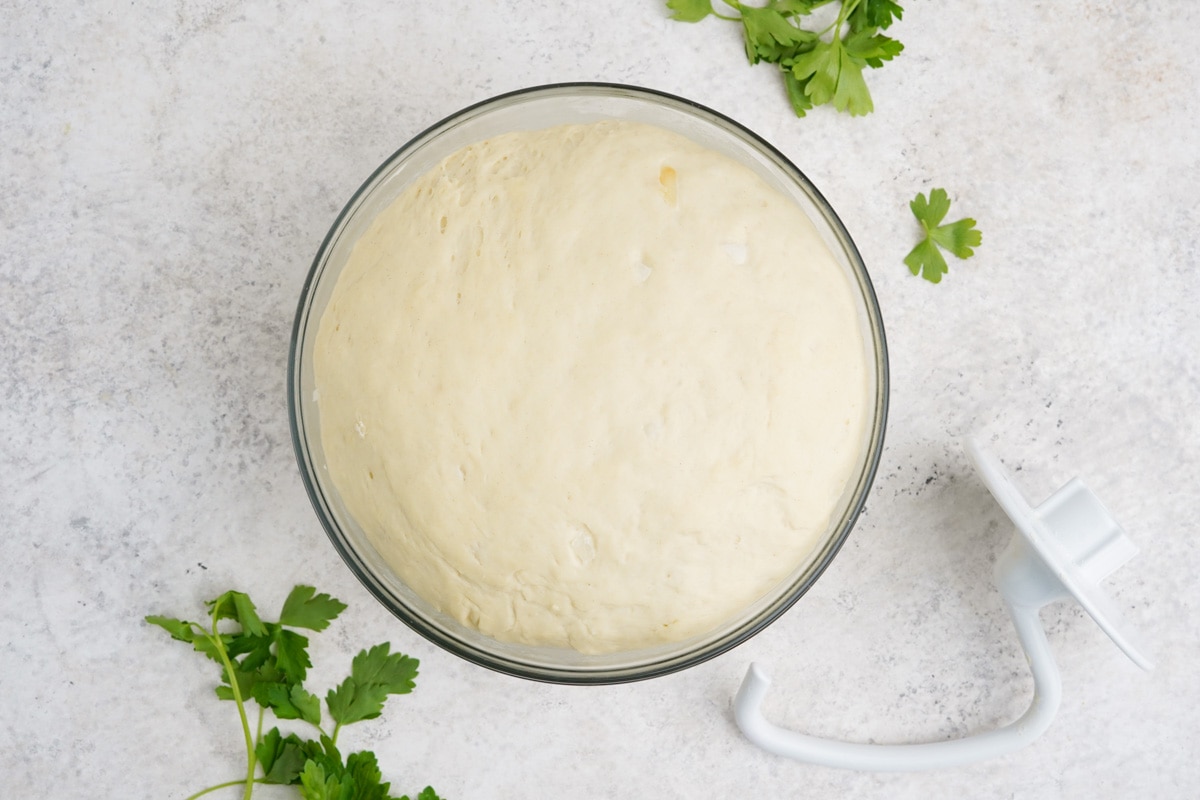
327,679,390,727
904,188,983,283
144,614,198,642
740,5,817,64
849,0,903,31
280,585,348,631
770,0,826,15
207,590,268,636
351,643,419,694
787,37,874,116
298,761,339,800
666,0,714,23
295,746,400,800
842,27,903,69
783,69,814,116
257,728,311,785
327,644,419,728
257,682,323,725
275,627,313,683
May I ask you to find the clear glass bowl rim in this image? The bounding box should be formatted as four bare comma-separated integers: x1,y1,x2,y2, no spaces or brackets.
288,82,890,684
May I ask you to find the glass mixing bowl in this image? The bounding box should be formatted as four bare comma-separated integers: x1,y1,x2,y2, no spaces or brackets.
288,83,888,684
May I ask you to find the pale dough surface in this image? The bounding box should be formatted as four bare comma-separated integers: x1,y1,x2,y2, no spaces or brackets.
314,120,870,653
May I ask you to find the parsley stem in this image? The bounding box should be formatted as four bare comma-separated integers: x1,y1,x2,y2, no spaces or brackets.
183,778,262,800
208,614,258,800
710,0,739,21
818,0,859,39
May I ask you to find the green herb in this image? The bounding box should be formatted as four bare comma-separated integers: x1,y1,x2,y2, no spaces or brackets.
666,0,903,117
904,188,982,283
147,586,441,800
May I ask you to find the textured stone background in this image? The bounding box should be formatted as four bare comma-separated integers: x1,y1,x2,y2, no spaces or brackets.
3,1,1196,797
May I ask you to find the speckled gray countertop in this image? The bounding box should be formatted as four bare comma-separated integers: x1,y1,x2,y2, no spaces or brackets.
3,2,1198,797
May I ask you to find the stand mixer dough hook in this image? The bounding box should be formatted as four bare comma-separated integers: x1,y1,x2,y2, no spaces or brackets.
732,438,1152,771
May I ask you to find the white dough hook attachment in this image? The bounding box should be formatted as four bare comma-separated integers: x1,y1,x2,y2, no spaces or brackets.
733,438,1152,771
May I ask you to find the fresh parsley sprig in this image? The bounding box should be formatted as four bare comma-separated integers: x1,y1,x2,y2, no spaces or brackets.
147,585,440,800
667,0,903,117
904,188,982,283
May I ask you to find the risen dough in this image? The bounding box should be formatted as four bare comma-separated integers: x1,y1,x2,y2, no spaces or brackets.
315,120,869,653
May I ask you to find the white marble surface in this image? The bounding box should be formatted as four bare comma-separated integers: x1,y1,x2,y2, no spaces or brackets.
3,1,1198,797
